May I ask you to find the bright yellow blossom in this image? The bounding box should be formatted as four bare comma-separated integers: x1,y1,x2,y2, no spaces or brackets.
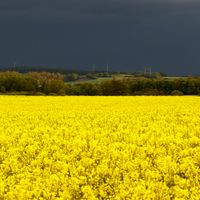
0,96,200,199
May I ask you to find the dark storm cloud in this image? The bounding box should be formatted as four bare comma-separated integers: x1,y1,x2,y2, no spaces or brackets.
1,0,200,23
1,0,200,75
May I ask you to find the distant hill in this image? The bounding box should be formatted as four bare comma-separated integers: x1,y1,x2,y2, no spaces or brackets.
0,66,91,74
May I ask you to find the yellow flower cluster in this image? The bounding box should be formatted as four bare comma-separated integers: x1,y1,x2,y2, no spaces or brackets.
1,96,200,199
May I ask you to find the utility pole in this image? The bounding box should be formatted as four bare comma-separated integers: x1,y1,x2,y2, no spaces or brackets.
144,67,152,76
106,64,109,73
13,62,16,70
92,64,96,73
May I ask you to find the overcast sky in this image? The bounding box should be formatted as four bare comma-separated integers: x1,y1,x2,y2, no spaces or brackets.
1,0,200,75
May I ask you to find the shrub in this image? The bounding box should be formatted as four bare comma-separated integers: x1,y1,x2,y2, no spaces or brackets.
34,92,45,96
132,89,165,96
58,89,66,96
171,90,184,96
100,80,129,95
0,86,6,93
48,93,57,96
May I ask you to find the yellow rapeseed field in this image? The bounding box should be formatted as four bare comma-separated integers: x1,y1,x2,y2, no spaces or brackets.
1,96,200,200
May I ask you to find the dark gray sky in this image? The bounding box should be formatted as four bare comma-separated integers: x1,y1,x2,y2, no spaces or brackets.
1,0,200,75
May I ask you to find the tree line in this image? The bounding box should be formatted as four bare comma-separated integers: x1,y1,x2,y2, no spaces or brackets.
0,71,200,95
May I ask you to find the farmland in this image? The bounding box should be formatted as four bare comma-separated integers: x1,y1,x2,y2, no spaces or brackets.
1,96,200,199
